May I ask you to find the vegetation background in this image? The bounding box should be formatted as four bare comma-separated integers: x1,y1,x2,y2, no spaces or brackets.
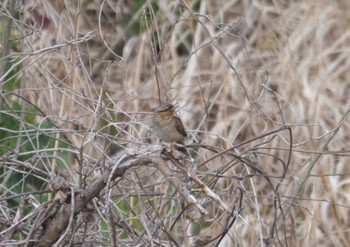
1,0,349,246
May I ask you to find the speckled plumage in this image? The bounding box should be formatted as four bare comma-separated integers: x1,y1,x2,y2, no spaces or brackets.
151,104,187,143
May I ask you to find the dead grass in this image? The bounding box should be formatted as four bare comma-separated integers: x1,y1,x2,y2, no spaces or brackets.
1,0,350,246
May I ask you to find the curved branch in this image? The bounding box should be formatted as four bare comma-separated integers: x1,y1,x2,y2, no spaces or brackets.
36,156,153,247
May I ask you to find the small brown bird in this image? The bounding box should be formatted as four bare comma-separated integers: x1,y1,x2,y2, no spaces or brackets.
151,104,187,144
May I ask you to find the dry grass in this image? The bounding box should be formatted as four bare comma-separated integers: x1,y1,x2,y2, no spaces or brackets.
1,0,350,246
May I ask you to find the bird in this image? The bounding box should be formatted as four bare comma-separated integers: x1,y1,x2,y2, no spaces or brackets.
151,104,187,144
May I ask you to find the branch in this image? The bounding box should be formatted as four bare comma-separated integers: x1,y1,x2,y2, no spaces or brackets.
36,155,152,247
